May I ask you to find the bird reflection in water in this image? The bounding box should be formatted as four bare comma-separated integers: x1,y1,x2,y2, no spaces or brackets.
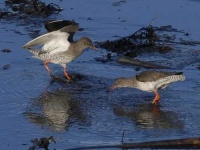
113,104,184,129
24,89,88,132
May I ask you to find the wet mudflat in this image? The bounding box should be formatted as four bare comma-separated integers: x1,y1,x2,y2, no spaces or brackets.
0,0,200,149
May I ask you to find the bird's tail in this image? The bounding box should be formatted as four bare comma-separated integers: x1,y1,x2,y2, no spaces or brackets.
165,74,186,83
27,48,43,60
174,72,183,75
156,74,185,90
28,48,40,56
175,75,185,81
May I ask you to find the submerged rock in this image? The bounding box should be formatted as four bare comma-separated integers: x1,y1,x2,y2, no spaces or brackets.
2,64,10,70
1,49,12,53
118,56,172,69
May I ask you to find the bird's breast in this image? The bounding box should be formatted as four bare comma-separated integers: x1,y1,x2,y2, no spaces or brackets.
50,53,74,64
136,81,156,92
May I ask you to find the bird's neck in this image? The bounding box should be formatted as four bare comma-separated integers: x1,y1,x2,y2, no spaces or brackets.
122,78,138,88
70,42,85,56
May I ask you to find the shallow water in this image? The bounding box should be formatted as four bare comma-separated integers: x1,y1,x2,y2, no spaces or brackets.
0,0,200,149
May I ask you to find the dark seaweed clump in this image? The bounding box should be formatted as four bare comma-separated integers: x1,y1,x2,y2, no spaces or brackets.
98,25,192,57
28,136,56,150
0,0,62,19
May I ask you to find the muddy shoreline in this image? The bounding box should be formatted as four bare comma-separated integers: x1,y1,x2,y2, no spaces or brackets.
0,0,200,149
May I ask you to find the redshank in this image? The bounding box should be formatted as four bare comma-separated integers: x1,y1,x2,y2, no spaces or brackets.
110,71,185,105
23,24,97,80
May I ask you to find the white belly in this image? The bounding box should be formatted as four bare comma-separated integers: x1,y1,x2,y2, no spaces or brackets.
135,75,185,92
50,54,73,65
136,81,156,92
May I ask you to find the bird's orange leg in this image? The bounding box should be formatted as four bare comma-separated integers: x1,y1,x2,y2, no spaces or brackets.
44,60,54,80
63,67,71,80
152,89,160,105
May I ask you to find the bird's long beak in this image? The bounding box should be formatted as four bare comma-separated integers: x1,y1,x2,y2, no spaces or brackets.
91,46,97,50
106,85,116,92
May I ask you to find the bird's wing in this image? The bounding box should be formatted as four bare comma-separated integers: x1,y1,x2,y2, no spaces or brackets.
45,20,79,42
23,29,70,48
45,20,79,32
41,32,71,53
59,25,79,42
136,71,183,82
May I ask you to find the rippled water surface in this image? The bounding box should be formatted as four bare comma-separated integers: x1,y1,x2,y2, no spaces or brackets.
0,0,200,149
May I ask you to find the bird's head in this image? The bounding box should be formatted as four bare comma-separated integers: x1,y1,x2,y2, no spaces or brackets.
79,37,97,50
109,77,129,91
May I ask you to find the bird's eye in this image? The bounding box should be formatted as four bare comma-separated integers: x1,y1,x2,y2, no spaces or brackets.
85,42,90,45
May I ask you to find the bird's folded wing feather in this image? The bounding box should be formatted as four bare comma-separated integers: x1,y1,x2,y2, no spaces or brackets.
136,71,181,82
